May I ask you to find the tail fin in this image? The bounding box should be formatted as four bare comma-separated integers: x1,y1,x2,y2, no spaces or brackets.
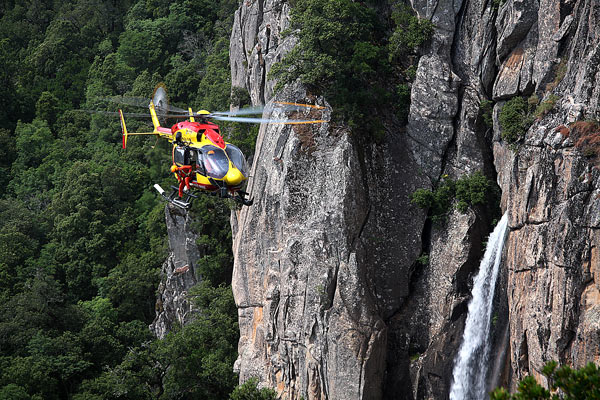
119,109,128,149
188,107,195,122
149,101,161,131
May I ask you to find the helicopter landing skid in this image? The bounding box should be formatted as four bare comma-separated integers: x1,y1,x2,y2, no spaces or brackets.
207,178,253,206
153,184,197,209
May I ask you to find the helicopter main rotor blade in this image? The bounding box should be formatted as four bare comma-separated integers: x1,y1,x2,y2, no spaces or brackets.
211,115,327,124
210,102,325,116
99,95,189,114
211,106,266,116
77,110,154,118
273,101,326,110
100,96,149,108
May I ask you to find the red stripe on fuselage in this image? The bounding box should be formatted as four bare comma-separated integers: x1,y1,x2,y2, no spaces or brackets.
170,121,226,148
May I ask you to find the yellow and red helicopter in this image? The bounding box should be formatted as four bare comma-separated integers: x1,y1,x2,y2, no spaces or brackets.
118,85,326,209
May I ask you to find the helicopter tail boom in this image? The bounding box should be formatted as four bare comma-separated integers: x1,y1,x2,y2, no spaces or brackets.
119,109,163,148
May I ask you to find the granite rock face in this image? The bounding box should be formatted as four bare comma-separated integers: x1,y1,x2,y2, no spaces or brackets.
225,0,600,398
397,0,600,395
494,0,600,389
150,204,200,339
229,1,431,396
230,0,294,105
491,0,600,386
231,79,428,398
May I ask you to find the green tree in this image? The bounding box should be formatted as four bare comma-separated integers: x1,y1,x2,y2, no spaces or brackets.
0,39,21,128
229,378,277,400
411,171,498,223
0,128,16,194
76,282,239,399
0,384,31,400
191,196,234,286
270,0,384,124
160,282,239,399
35,91,60,126
388,4,434,61
491,361,600,399
0,1,247,398
271,0,432,133
455,171,493,212
103,252,161,322
499,97,532,144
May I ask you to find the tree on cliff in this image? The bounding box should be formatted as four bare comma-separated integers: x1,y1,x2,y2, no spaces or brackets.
270,0,433,135
491,361,600,399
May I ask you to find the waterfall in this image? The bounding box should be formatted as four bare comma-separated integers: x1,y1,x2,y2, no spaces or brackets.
449,213,509,400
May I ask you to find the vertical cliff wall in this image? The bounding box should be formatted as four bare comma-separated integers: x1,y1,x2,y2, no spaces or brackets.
229,0,437,398
491,0,600,389
408,0,600,394
229,0,491,398
229,0,600,398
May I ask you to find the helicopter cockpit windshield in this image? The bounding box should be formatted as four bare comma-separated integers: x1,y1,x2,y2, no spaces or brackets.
225,144,248,177
198,145,229,179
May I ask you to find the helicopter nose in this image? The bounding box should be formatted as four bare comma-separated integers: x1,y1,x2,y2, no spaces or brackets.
224,167,243,186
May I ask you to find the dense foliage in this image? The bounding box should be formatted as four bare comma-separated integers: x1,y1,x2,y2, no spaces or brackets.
229,378,277,400
411,171,499,223
270,0,433,136
498,97,532,144
491,361,600,399
0,0,254,397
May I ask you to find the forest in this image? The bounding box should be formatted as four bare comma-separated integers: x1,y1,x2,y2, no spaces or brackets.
0,0,272,398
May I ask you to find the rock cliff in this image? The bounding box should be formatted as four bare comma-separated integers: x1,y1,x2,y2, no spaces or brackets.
151,204,201,339
224,0,600,398
491,0,600,389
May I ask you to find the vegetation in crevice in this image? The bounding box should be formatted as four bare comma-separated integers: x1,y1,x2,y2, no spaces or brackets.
416,252,430,266
558,120,600,166
480,99,494,129
533,94,560,119
499,91,563,146
545,57,568,93
498,96,535,145
491,0,507,10
411,171,499,224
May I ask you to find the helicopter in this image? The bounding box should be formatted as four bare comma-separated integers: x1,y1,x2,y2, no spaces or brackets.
117,85,326,209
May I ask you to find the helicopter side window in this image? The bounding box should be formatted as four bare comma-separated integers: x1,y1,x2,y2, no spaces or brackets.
199,145,229,179
173,146,194,166
225,144,248,176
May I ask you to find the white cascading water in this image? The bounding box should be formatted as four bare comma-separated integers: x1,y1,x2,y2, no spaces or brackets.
449,212,509,400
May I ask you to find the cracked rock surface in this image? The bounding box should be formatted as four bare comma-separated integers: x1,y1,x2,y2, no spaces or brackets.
223,0,600,398
151,204,200,339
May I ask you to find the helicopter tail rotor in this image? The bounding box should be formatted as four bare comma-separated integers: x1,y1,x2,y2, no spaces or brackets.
152,84,169,123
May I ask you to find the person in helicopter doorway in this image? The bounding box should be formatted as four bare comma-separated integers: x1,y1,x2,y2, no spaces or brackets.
170,131,196,198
